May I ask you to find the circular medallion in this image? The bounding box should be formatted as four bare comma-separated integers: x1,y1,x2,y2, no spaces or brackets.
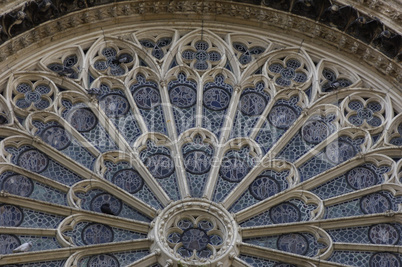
325,140,356,164
270,202,301,224
184,150,211,174
99,94,130,117
360,193,391,214
249,176,280,200
301,120,330,144
133,86,161,109
0,205,23,227
152,199,238,266
203,88,231,111
17,149,49,173
90,193,122,215
181,228,209,251
220,157,249,182
346,166,378,190
82,223,114,245
240,92,267,116
112,169,143,194
0,234,21,255
88,254,120,267
68,108,98,132
370,253,401,267
41,126,71,150
268,105,298,129
2,174,34,197
277,233,308,255
169,85,197,108
144,154,175,179
369,224,399,245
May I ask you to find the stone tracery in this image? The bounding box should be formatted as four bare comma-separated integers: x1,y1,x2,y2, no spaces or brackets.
0,7,400,267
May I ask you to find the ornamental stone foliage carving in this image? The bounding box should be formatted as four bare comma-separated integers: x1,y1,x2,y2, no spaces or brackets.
0,17,401,267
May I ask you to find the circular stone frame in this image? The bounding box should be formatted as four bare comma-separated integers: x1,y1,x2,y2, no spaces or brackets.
150,199,240,267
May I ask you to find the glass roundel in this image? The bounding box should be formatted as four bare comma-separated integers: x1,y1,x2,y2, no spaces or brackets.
169,85,197,108
268,104,298,129
240,92,267,116
99,94,130,117
203,87,231,111
1,174,34,197
0,21,401,267
41,126,72,150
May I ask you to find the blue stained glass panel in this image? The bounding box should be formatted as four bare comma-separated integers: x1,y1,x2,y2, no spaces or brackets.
76,188,151,222
130,74,167,135
229,170,289,213
33,120,96,170
168,73,197,135
311,163,389,200
140,142,181,201
254,97,302,154
212,147,255,203
103,160,163,209
202,74,233,138
230,83,270,139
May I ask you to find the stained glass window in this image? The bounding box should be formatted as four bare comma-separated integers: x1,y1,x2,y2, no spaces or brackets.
0,17,400,267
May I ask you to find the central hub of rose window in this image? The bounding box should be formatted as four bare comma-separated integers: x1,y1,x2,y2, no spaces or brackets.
150,199,239,266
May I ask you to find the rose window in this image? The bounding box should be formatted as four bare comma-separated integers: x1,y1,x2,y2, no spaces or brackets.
0,20,401,267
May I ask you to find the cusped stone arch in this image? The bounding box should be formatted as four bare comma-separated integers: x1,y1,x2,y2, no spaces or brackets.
67,179,155,221
162,66,200,137
269,103,342,162
249,88,309,155
223,159,299,212
242,225,333,260
236,189,325,226
133,133,186,201
206,137,262,201
56,212,148,247
94,150,169,208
